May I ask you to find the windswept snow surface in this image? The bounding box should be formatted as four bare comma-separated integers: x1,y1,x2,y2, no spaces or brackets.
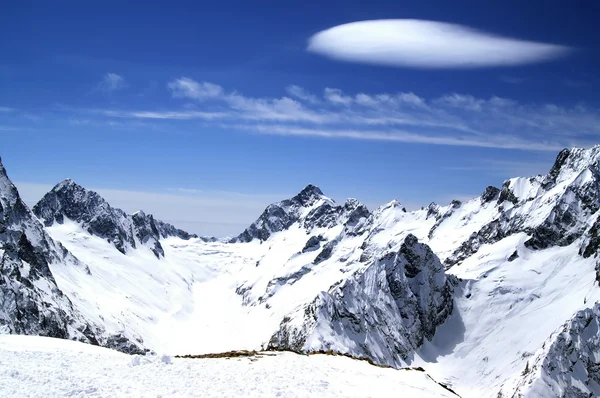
0,335,456,398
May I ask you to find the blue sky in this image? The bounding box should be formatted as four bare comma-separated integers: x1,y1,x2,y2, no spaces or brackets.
2,0,600,236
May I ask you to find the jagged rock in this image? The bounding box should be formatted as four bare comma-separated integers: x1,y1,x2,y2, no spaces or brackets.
233,185,326,243
542,148,572,189
313,240,338,264
153,218,201,240
131,211,165,257
429,201,462,239
302,235,325,253
481,186,500,203
33,180,196,258
426,202,440,220
233,185,371,243
446,147,600,269
525,170,600,250
506,303,600,397
498,181,518,205
303,203,342,230
104,333,149,355
0,158,145,354
33,180,138,255
342,198,370,236
268,234,456,368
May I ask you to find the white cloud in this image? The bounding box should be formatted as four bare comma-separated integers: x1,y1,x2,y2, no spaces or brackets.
324,88,353,105
168,78,223,99
98,73,126,92
92,78,600,151
286,85,319,104
0,106,15,112
167,78,333,123
307,19,571,69
245,124,564,152
102,110,229,120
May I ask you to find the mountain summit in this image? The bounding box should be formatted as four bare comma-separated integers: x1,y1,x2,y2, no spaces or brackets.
33,180,199,258
232,184,371,243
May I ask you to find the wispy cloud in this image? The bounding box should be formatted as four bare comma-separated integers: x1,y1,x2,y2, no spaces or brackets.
98,73,126,92
307,19,572,69
286,85,319,104
242,124,565,151
101,109,229,120
168,78,223,99
0,106,15,112
67,77,600,151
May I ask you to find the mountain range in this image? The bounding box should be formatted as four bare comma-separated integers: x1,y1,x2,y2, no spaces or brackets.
2,146,600,397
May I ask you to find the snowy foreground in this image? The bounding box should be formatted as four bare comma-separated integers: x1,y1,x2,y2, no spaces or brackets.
0,336,456,398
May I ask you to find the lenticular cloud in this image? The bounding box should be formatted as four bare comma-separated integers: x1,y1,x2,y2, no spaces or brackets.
307,19,571,69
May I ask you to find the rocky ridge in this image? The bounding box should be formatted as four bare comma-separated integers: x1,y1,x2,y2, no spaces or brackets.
0,158,144,354
33,180,201,258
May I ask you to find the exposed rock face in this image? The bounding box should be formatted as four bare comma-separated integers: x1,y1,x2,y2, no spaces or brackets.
268,234,456,368
131,211,165,257
481,186,500,203
542,148,572,189
445,147,600,269
232,185,371,243
154,218,204,241
0,158,144,354
302,235,325,253
33,180,198,258
33,180,137,254
428,200,462,239
233,185,325,243
507,304,600,397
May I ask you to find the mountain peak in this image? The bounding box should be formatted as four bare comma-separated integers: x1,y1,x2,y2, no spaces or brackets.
0,158,23,203
481,186,500,203
544,146,600,188
33,181,196,257
55,178,77,189
132,210,146,218
292,184,325,206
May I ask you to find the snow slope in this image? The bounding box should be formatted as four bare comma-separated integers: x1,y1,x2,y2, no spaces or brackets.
5,146,600,397
413,234,600,397
0,335,457,398
506,302,600,397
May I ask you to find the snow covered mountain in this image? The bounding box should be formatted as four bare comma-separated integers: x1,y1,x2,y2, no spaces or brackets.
268,234,456,367
0,157,144,354
33,180,207,258
505,303,600,397
231,184,370,243
4,146,600,397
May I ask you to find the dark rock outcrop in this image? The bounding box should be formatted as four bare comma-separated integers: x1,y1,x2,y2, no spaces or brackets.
268,234,456,368
507,303,600,397
33,180,197,258
233,185,370,243
0,157,144,354
481,186,500,203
